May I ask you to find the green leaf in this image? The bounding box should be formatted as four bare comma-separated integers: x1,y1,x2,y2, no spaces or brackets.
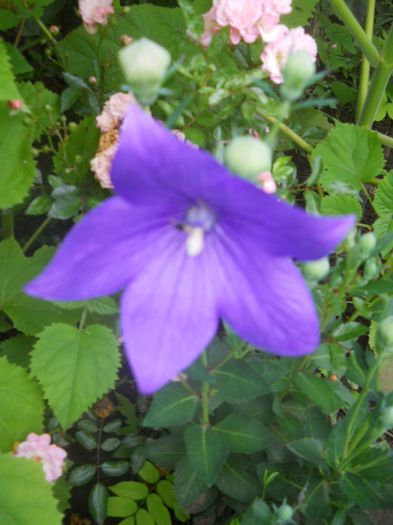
75,430,97,451
281,0,318,26
184,425,229,487
109,481,149,500
31,323,120,429
340,473,380,508
146,493,172,525
68,464,96,487
313,123,385,191
138,460,160,484
320,195,362,221
0,454,62,525
107,497,138,518
215,458,259,502
213,412,273,453
18,81,60,140
26,195,52,216
136,509,155,525
294,373,347,414
102,460,130,477
0,104,35,208
4,42,32,75
287,438,324,465
0,0,54,29
102,437,121,451
0,38,20,100
89,483,108,525
0,335,34,367
143,383,198,428
374,171,393,218
213,360,269,403
157,480,177,509
144,434,185,469
0,357,44,452
174,457,205,508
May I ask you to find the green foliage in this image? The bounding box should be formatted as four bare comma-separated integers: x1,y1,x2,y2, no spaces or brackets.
0,38,20,100
143,383,198,428
31,323,120,428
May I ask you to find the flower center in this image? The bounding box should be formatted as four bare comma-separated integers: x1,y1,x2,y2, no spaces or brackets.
183,204,216,257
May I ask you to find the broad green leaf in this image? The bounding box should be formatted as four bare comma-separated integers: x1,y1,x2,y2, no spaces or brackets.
0,454,62,525
4,42,32,75
31,323,120,429
0,38,20,100
313,123,385,191
340,473,380,508
215,458,259,502
146,493,172,525
18,81,60,140
213,360,269,403
138,461,160,484
143,383,198,428
294,373,347,414
136,509,155,525
174,457,205,507
374,171,393,218
0,0,54,30
109,481,149,500
0,335,34,367
282,0,318,26
144,434,185,469
213,412,273,453
185,424,229,487
320,195,362,221
0,104,35,208
0,357,44,452
287,438,324,465
0,239,79,335
107,497,138,518
89,483,108,525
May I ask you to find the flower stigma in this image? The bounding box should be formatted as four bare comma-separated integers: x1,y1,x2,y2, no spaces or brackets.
183,203,216,257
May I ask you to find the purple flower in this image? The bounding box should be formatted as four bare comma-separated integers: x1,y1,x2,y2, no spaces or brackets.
26,106,354,394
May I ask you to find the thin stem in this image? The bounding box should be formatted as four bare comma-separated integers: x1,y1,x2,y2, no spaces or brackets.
79,309,88,331
200,353,210,426
256,108,313,154
35,17,58,47
14,18,25,48
356,0,376,119
377,131,393,149
358,24,393,127
22,216,51,253
2,209,14,239
329,0,380,66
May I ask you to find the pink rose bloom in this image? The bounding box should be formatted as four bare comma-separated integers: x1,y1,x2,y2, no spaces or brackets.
260,0,292,32
261,25,317,83
258,171,277,193
200,6,221,48
96,92,136,133
78,0,114,34
91,143,117,189
14,433,67,483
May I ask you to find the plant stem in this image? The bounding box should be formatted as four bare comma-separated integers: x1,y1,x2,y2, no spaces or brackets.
356,0,376,119
358,24,393,127
22,216,51,253
377,131,393,149
14,18,25,48
256,108,313,153
201,353,210,426
329,0,380,66
2,209,14,239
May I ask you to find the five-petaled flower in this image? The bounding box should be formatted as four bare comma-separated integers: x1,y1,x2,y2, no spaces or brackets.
26,106,354,395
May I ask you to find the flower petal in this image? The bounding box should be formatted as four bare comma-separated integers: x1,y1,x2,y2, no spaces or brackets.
25,196,173,301
215,226,320,356
120,233,220,394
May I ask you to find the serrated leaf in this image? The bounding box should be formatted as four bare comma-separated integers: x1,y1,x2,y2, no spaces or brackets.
31,323,120,429
213,412,273,453
0,357,44,452
0,335,34,367
4,42,32,75
174,457,205,507
109,481,149,500
185,425,229,487
107,497,138,517
215,458,259,502
374,171,393,218
18,82,60,140
294,373,347,415
213,360,269,403
143,383,198,428
313,123,385,191
146,493,172,525
0,454,62,525
281,0,318,26
0,104,35,208
0,38,20,100
320,195,362,221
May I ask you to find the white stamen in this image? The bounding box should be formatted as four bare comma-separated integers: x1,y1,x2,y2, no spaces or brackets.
186,227,204,257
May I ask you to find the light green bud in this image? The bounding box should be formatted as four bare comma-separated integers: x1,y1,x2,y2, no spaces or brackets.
224,136,272,180
118,38,171,104
358,232,376,257
363,258,379,280
378,316,393,350
276,503,294,523
303,257,330,282
280,51,316,102
382,406,393,429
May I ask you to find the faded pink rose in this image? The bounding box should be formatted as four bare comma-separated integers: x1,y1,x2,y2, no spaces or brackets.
78,0,114,34
14,433,67,483
260,25,317,83
91,142,117,189
96,92,136,133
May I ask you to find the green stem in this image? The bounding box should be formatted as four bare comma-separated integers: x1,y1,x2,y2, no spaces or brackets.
79,309,88,331
356,0,376,119
377,131,393,149
256,108,313,154
329,0,380,66
201,353,209,426
22,216,51,253
35,17,58,47
358,24,393,127
2,209,14,239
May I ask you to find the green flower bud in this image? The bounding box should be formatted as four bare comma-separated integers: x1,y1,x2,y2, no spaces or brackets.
302,257,330,282
224,136,272,180
378,316,393,350
118,38,171,105
358,232,376,257
68,122,78,131
280,51,316,102
276,503,294,523
363,258,379,280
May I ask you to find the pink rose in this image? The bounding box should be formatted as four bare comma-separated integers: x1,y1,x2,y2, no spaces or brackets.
78,0,114,34
96,92,136,133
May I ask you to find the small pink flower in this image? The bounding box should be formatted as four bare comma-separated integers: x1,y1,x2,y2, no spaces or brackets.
260,25,317,83
258,171,277,193
8,99,23,110
96,92,136,133
14,433,67,483
49,25,60,34
78,0,114,34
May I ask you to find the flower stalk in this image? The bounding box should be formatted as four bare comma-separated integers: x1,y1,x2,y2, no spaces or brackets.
356,0,376,120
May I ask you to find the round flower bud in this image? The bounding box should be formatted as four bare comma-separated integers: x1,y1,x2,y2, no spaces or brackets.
302,257,330,282
363,258,379,280
118,38,171,104
7,99,23,110
224,136,272,180
378,316,393,350
358,232,376,257
280,51,316,102
276,503,294,523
